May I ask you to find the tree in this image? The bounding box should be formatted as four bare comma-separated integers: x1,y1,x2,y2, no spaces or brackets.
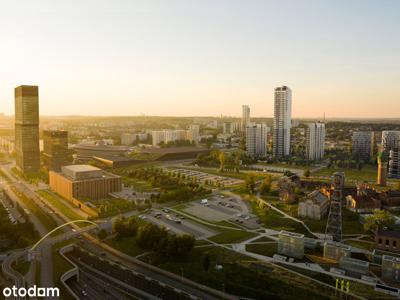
245,175,256,194
364,210,395,233
202,253,211,272
97,229,108,240
259,175,272,195
304,169,311,178
112,216,126,235
219,152,226,172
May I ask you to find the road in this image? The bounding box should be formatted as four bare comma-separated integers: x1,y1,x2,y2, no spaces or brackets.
1,250,26,300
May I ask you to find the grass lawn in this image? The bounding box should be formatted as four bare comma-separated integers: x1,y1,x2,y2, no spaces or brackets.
257,162,310,171
105,236,146,257
344,240,374,251
250,200,313,237
312,165,378,183
302,218,326,233
208,228,257,244
302,209,364,235
121,178,154,192
249,236,275,243
142,246,334,300
37,190,84,221
195,239,213,246
351,281,399,299
214,220,243,229
342,209,364,234
245,242,278,257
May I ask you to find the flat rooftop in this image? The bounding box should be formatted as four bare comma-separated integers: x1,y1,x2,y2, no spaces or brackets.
63,164,101,172
141,146,210,154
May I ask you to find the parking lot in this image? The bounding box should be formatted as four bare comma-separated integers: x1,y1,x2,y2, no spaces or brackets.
183,195,260,229
168,168,243,186
141,208,216,238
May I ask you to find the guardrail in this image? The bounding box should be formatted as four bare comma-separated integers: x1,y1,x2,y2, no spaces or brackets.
58,244,80,300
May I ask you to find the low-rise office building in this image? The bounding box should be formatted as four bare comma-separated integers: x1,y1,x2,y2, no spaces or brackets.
49,164,122,202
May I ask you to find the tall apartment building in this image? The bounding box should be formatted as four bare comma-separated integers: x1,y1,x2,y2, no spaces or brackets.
121,133,148,145
14,85,40,173
151,131,165,146
352,131,373,161
151,126,199,147
223,122,233,135
43,130,68,171
246,123,268,158
382,131,400,151
389,149,400,179
241,105,250,132
187,124,200,143
306,122,325,161
273,86,292,157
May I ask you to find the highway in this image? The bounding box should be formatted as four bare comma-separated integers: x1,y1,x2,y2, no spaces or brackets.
76,238,233,300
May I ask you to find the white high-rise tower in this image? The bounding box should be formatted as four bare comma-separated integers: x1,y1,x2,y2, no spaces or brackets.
273,86,292,157
246,123,268,158
306,122,325,160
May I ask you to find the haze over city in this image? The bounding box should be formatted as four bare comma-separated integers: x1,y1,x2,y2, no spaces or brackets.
1,0,399,118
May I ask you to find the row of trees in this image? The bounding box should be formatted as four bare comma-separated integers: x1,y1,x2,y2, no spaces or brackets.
113,216,195,258
126,167,211,203
194,149,256,171
97,199,151,218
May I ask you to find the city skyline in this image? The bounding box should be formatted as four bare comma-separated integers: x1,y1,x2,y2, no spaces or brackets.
1,1,399,118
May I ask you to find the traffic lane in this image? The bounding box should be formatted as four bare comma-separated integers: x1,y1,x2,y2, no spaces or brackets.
67,273,118,300
80,272,124,300
81,269,140,300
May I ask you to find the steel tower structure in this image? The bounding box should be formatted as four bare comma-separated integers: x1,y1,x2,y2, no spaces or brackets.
325,172,345,242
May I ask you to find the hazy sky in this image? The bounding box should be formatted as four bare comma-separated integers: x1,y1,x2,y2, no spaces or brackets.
0,0,399,118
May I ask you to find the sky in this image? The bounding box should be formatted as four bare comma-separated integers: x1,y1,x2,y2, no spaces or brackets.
0,0,399,118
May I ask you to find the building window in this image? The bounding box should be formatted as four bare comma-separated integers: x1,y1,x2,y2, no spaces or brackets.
379,238,382,244
386,239,390,246
393,240,397,248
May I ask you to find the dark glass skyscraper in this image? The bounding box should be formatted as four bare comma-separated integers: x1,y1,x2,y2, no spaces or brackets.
15,85,40,173
43,130,68,171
